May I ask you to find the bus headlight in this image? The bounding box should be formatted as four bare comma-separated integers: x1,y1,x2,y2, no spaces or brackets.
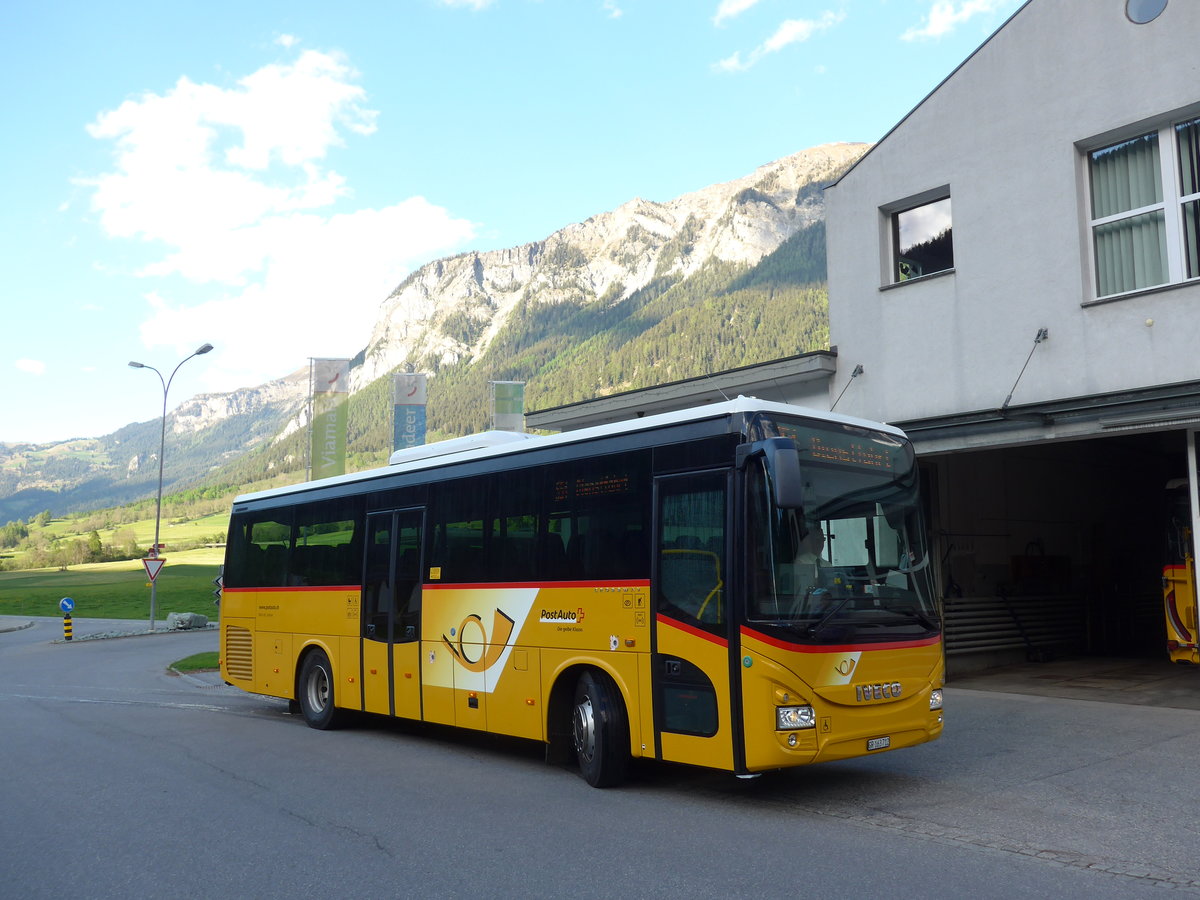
929,689,943,711
776,705,815,730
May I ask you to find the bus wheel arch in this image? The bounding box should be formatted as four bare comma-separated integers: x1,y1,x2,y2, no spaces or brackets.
296,645,344,730
568,667,630,788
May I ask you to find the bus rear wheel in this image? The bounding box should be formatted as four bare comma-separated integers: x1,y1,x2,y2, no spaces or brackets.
572,669,629,788
298,649,343,730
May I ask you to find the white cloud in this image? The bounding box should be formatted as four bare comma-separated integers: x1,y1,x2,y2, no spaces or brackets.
714,11,845,72
81,48,477,394
16,359,46,375
902,0,1012,41
275,34,299,49
713,0,762,27
81,50,378,262
136,198,476,393
603,1,623,19
437,0,495,9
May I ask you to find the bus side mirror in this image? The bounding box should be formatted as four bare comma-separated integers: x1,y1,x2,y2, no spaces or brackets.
739,438,806,509
768,442,805,509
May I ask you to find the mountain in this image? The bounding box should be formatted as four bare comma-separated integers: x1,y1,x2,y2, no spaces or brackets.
0,142,867,523
0,369,310,522
355,142,862,390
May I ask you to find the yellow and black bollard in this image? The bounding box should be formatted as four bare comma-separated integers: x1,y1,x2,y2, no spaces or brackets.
63,613,73,641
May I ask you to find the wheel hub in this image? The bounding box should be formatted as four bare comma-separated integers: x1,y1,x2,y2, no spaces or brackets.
307,666,329,712
573,694,595,762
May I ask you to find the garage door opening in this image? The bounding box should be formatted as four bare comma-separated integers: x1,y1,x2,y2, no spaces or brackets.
928,429,1190,678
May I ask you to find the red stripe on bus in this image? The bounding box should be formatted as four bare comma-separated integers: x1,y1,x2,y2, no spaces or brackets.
741,626,942,653
422,580,651,591
656,614,729,647
222,585,359,593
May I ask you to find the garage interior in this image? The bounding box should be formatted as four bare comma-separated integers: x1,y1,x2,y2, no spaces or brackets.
927,429,1193,684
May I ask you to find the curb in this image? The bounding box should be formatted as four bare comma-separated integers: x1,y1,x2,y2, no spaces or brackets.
0,620,34,634
170,667,225,688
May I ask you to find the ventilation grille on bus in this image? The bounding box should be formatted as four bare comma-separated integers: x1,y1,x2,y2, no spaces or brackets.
224,625,253,681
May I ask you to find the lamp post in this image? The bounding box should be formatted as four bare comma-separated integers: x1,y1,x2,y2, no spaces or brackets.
128,342,213,630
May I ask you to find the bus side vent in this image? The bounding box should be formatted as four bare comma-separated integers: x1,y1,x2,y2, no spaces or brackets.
225,625,253,681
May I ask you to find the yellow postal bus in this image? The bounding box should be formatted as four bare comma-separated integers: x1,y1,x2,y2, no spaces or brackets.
220,398,944,786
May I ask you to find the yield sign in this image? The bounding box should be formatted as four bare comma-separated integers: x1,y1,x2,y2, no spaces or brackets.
143,557,166,582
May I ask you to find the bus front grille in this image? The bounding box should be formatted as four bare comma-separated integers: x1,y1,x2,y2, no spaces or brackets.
224,625,253,681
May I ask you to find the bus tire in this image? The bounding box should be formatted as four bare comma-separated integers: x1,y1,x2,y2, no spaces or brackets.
572,669,629,788
298,649,343,730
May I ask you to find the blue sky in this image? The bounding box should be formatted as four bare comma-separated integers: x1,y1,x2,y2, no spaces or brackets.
1,0,1024,444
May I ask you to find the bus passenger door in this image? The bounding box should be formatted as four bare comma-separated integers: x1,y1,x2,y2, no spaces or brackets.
361,508,424,719
653,471,736,773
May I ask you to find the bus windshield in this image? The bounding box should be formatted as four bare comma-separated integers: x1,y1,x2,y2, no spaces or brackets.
746,415,939,643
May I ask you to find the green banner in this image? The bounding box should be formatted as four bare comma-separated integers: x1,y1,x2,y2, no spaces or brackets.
492,381,525,432
311,359,350,479
311,392,348,479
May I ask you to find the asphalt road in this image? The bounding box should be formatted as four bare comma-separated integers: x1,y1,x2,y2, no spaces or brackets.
1,615,1198,898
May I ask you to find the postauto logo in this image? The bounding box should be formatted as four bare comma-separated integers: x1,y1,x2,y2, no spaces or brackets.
540,607,585,624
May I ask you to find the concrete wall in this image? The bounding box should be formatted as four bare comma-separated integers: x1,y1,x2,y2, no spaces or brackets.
826,0,1200,426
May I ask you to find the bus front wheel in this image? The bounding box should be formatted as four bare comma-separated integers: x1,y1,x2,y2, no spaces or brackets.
298,649,343,730
572,669,629,788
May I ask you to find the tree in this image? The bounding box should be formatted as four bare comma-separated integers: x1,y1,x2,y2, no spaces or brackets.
0,520,28,549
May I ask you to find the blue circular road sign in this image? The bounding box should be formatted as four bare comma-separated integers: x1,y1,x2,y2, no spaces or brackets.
59,597,75,614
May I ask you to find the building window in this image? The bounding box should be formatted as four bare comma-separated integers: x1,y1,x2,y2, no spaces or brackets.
892,195,953,282
1089,116,1200,298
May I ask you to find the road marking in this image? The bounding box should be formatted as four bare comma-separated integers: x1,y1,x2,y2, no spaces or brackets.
6,693,236,712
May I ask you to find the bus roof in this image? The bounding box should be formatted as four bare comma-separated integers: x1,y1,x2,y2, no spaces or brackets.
232,396,907,505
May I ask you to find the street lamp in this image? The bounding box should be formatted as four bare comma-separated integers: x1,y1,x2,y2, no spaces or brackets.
128,342,213,630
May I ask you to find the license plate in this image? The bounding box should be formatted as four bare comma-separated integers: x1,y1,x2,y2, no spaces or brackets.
867,736,891,751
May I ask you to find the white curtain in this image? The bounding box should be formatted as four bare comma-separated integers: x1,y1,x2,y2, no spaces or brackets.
1091,134,1166,296
1178,119,1200,278
1094,212,1168,297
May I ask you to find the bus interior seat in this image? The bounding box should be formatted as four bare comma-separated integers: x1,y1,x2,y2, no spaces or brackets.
262,544,288,587
660,550,721,621
541,533,569,580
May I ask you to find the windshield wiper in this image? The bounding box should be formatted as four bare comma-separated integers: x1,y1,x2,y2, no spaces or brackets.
807,591,853,638
880,604,939,631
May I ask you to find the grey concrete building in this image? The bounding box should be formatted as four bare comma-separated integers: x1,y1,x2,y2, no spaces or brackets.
824,0,1200,672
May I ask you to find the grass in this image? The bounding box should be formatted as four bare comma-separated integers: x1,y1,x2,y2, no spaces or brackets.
121,512,229,551
0,547,226,619
171,651,219,672
2,510,228,571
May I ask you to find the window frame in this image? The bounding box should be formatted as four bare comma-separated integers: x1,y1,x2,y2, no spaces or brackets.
1085,114,1200,302
880,187,955,287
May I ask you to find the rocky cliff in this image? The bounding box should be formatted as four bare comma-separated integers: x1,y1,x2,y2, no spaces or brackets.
355,143,865,388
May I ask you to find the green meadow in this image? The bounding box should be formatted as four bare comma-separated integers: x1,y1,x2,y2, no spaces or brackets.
0,547,225,619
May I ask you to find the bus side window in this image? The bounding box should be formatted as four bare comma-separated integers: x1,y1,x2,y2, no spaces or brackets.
656,472,727,630
428,476,490,583
290,499,361,587
225,514,293,588
547,453,650,582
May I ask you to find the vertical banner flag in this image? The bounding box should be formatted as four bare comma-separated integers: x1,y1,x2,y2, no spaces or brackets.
491,381,525,433
393,373,428,452
310,358,350,479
